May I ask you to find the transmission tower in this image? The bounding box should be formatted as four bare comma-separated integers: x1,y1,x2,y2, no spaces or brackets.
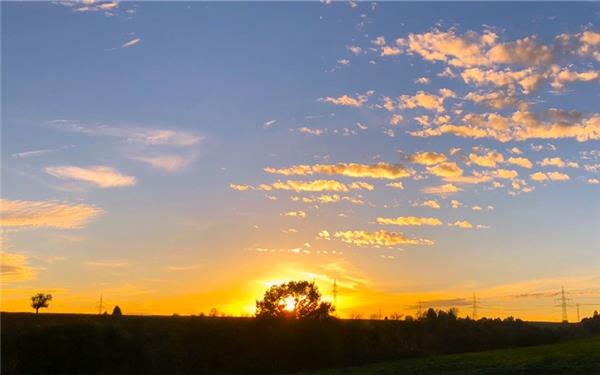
416,301,423,318
472,293,478,320
332,278,338,311
559,286,568,323
97,295,104,315
576,303,580,322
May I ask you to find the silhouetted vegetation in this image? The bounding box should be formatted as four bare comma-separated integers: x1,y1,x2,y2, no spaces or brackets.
256,280,333,320
30,293,52,314
112,306,122,316
2,309,595,374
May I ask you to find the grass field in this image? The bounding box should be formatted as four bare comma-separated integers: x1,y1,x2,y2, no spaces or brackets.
298,336,600,375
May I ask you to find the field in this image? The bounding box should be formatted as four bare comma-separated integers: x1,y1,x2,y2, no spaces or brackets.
299,336,600,375
2,312,598,374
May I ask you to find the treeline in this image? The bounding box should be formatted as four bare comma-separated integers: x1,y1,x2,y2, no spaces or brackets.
2,310,597,374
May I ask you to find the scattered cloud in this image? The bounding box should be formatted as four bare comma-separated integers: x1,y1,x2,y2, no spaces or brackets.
318,229,434,247
265,162,412,180
46,165,137,188
376,216,443,226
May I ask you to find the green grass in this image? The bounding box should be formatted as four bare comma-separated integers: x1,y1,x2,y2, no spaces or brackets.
297,336,600,375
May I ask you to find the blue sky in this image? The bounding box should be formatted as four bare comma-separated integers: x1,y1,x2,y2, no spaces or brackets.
2,1,600,320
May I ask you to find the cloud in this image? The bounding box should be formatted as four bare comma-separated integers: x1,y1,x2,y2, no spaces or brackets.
322,94,368,107
507,156,533,169
263,119,277,129
265,162,412,180
451,199,462,208
469,150,505,167
318,229,434,247
539,157,578,169
12,145,74,159
84,260,129,268
422,183,463,195
399,89,456,113
297,127,325,136
550,66,599,90
386,182,404,190
230,180,373,193
427,162,463,177
376,216,443,226
281,211,307,218
293,194,364,205
121,38,141,49
408,151,447,165
347,45,363,55
406,28,496,67
1,199,103,229
588,178,600,185
46,166,137,188
448,220,473,229
413,199,441,209
50,120,202,147
133,155,192,172
410,109,600,143
1,251,37,283
530,171,570,182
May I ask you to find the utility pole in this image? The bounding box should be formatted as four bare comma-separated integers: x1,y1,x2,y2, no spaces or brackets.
417,301,423,318
472,293,478,320
577,303,580,322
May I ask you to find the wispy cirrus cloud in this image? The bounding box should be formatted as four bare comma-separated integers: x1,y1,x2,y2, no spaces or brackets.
45,166,137,188
1,251,37,283
1,199,103,229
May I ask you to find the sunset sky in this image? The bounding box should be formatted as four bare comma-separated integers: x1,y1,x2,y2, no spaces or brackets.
2,1,600,321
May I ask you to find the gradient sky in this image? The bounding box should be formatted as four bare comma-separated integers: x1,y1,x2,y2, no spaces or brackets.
2,1,600,321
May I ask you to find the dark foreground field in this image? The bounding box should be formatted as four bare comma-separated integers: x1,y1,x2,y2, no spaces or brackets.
299,336,600,375
2,312,599,374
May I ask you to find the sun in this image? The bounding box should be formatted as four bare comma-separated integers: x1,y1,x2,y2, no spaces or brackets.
283,297,296,312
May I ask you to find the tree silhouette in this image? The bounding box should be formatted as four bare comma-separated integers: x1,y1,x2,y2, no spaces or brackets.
256,280,334,319
112,305,122,316
31,293,52,314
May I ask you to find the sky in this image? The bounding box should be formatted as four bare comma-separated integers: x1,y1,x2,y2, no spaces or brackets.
1,1,600,321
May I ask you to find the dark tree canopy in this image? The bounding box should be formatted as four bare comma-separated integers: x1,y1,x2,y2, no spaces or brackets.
112,305,122,316
31,293,52,314
256,280,334,319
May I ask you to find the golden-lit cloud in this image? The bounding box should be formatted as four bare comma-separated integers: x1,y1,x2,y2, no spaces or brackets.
588,178,599,185
410,109,600,142
448,220,473,229
507,156,533,169
265,162,412,180
1,251,37,283
46,165,137,188
399,89,456,113
281,211,307,218
318,229,434,247
469,150,505,167
293,194,364,205
427,162,463,177
530,171,570,182
230,180,371,193
1,199,103,229
408,151,447,165
376,216,443,226
422,183,463,195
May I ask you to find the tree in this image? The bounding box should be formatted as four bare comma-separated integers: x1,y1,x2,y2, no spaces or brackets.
256,280,334,319
112,305,122,316
31,293,52,314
